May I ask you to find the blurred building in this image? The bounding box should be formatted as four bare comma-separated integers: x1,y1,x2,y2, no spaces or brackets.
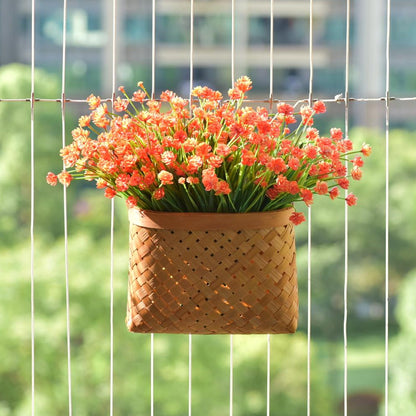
1,0,416,127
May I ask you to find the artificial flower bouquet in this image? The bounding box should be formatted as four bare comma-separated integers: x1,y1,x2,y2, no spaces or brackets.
48,76,371,334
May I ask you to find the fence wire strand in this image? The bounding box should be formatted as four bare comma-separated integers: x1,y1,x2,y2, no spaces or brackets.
384,0,391,414
30,0,36,414
307,0,314,414
60,0,73,414
267,2,274,414
188,3,195,415
343,0,351,415
230,2,236,415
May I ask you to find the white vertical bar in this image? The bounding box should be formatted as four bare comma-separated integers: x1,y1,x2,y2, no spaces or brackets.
188,334,192,416
189,3,194,416
109,0,117,414
306,207,312,416
229,334,234,416
150,0,156,413
307,1,314,415
231,0,235,85
150,334,154,416
109,199,115,416
30,0,36,414
230,2,235,415
266,334,271,416
111,0,117,96
343,1,351,415
267,2,273,415
189,0,194,96
151,1,156,414
308,0,314,105
269,0,274,99
384,0,391,415
61,1,73,415
151,0,156,98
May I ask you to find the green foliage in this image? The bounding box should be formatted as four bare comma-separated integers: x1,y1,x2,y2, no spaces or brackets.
295,127,416,337
0,64,67,244
0,236,333,416
1,64,416,415
386,270,416,416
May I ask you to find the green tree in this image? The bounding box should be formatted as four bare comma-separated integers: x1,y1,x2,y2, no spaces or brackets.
0,64,127,245
0,64,65,245
386,270,416,416
0,235,334,416
295,127,416,338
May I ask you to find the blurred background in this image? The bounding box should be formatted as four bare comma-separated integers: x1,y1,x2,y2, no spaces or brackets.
0,0,416,415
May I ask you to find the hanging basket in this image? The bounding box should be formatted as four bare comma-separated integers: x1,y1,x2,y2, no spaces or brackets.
126,207,298,334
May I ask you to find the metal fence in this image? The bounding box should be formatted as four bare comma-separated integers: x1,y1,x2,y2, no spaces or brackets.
0,0,401,415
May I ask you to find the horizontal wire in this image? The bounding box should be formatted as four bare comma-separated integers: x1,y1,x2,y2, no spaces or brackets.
2,96,416,104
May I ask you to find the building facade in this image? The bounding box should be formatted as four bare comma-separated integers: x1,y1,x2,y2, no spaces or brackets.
1,0,416,127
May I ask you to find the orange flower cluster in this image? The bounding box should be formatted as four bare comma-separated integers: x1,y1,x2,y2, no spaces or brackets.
47,76,371,225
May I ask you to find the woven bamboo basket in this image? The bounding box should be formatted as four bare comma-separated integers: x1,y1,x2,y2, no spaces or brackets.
126,207,298,334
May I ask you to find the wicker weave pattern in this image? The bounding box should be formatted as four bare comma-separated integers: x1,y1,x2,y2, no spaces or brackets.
126,211,298,334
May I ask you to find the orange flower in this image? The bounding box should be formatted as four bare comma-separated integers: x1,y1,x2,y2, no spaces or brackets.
345,193,357,206
241,149,256,166
216,143,231,157
361,144,372,157
306,128,319,140
87,94,101,110
276,103,294,115
314,180,328,195
157,170,174,185
300,105,313,120
96,178,107,189
160,90,176,102
116,173,130,191
187,155,203,174
195,143,212,159
113,97,129,112
337,177,350,189
214,180,231,195
288,157,300,171
161,151,177,167
60,143,80,168
57,171,72,187
267,157,286,174
50,78,370,222
78,115,91,127
153,187,165,200
104,187,116,199
202,168,219,192
92,104,109,128
301,188,313,206
234,75,252,93
228,88,244,100
208,155,223,168
313,101,326,114
266,184,280,200
132,90,146,102
125,196,137,208
46,172,58,186
289,211,306,225
330,128,343,141
352,156,364,167
351,166,362,180
186,176,200,185
305,144,318,159
329,187,339,200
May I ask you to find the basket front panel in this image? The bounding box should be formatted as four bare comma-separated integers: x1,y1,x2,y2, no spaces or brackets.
127,223,298,334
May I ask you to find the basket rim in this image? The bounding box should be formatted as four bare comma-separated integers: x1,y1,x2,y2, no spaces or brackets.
128,207,294,230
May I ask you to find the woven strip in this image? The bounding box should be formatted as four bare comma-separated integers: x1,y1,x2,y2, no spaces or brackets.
126,210,298,334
